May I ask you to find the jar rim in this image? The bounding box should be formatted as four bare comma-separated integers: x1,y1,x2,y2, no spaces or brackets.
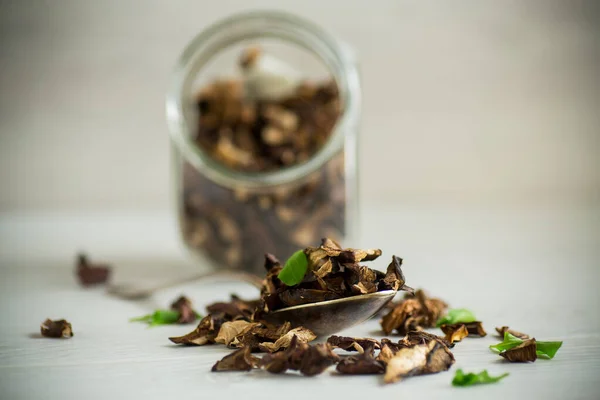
166,10,361,189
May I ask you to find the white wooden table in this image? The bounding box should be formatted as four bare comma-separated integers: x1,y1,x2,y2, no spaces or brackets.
1,206,599,399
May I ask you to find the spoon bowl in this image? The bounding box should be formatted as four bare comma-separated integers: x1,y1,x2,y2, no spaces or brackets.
263,290,397,336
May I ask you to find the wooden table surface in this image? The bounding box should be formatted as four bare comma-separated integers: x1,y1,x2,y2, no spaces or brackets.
1,205,598,399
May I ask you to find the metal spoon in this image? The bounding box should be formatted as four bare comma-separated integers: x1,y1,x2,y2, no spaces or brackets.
108,272,397,336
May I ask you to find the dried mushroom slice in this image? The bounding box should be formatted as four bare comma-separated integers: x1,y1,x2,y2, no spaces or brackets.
264,253,281,271
384,344,429,383
440,324,469,344
215,320,260,346
169,314,219,346
384,340,454,384
404,331,454,349
259,327,316,353
259,335,338,376
260,335,307,373
500,339,537,362
205,294,258,320
462,321,487,337
298,343,339,376
40,319,73,338
380,256,412,292
380,290,447,335
422,340,455,374
211,347,259,372
326,336,381,353
495,326,530,340
76,253,111,286
377,340,409,364
170,295,196,324
336,344,385,375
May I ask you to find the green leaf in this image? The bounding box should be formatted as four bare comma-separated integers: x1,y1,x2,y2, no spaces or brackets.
436,308,477,327
452,369,509,387
277,250,309,286
536,341,563,359
489,332,523,353
130,309,181,327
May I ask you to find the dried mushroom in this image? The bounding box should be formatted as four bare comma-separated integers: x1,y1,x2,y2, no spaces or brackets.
336,344,385,375
404,330,454,349
170,296,197,324
377,343,400,364
441,321,486,340
259,327,316,353
381,289,447,335
169,314,222,345
259,335,339,376
327,336,381,353
462,321,487,337
384,340,454,383
211,347,259,372
495,326,530,340
215,321,260,346
206,294,258,320
260,239,412,313
380,256,413,292
40,319,73,338
298,343,340,376
440,324,469,344
500,339,538,362
75,253,110,286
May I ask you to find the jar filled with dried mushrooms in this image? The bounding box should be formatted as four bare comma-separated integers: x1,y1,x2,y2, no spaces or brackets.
166,11,361,276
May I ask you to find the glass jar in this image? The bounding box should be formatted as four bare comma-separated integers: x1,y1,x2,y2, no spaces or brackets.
166,11,361,276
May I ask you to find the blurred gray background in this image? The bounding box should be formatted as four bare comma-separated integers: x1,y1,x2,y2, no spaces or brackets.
1,0,598,212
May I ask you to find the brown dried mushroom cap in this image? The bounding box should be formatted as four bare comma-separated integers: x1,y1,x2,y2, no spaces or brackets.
440,324,469,344
215,321,260,346
259,335,339,376
380,290,447,335
259,327,316,353
206,295,258,320
260,335,307,373
495,326,530,339
298,343,339,376
376,340,410,364
170,295,196,324
76,253,111,286
211,347,259,372
500,339,537,362
384,339,454,384
404,330,454,349
462,321,487,337
327,336,381,353
381,256,412,292
40,319,73,338
336,344,385,375
169,314,219,346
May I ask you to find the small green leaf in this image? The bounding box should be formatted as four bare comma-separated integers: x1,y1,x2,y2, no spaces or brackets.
489,332,523,353
452,369,509,387
277,250,309,286
536,341,563,359
436,308,477,327
130,309,181,327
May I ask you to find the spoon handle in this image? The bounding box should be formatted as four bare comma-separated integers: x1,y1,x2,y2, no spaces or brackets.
107,270,263,300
